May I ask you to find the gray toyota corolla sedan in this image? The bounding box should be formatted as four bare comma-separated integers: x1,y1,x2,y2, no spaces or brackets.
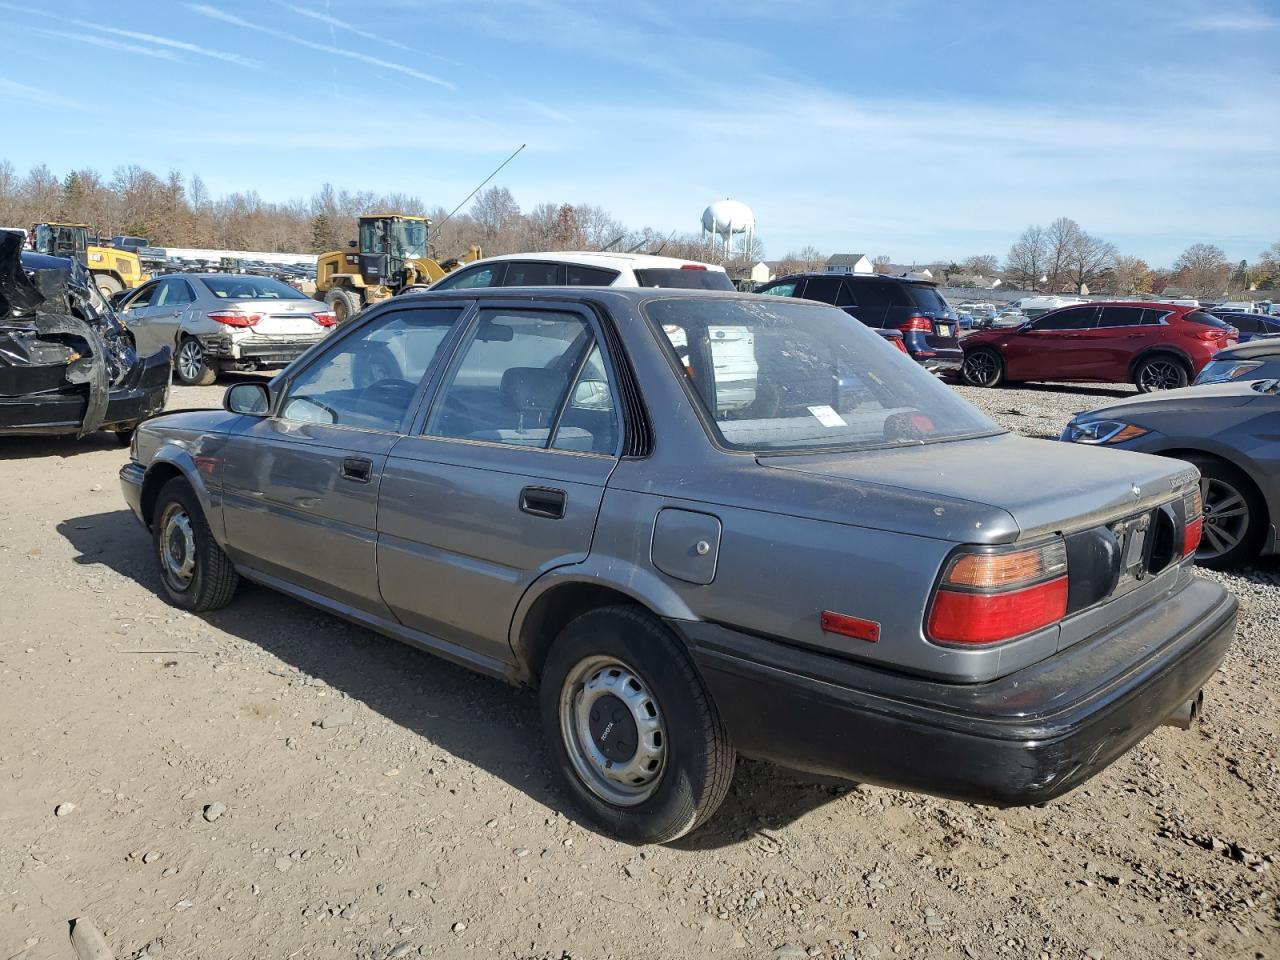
121,288,1236,843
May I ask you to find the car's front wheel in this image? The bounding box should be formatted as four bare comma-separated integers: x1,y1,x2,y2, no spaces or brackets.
539,606,734,844
174,336,218,386
1188,456,1265,569
961,347,1004,387
151,477,239,611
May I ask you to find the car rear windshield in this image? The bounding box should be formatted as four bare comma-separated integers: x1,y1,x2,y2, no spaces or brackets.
200,275,309,300
645,298,1001,452
1185,310,1232,328
905,283,947,312
633,268,734,291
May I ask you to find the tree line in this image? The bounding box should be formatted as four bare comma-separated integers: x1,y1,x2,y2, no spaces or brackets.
2,160,1275,297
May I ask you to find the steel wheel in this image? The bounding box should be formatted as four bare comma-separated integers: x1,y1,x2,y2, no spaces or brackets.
1198,476,1250,562
962,349,1001,387
158,501,197,591
558,655,667,807
176,339,204,383
1136,357,1186,392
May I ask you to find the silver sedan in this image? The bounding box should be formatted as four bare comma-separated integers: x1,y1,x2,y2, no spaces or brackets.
117,273,336,385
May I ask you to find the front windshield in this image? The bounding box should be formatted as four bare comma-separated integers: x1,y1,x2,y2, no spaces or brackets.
646,297,1001,452
390,219,428,259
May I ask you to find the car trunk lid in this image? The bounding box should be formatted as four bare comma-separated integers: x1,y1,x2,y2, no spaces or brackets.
230,299,324,336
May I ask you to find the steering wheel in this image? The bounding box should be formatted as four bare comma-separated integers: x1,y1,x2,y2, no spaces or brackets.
362,378,416,407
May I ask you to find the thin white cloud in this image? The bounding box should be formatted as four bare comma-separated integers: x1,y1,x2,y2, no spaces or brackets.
187,3,456,89
275,2,411,51
0,76,88,110
91,25,263,67
33,28,181,60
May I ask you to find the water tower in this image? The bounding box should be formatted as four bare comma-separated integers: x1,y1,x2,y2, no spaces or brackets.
701,199,755,258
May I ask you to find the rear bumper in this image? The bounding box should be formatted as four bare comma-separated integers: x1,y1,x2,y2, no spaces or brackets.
199,333,324,365
681,577,1236,806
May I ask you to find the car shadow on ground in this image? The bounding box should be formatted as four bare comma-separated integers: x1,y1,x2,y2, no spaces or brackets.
0,432,127,460
1009,382,1136,399
58,508,848,848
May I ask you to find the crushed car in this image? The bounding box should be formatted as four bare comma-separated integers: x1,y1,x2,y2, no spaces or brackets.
0,231,170,441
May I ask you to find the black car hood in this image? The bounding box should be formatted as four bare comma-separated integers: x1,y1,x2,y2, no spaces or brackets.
0,232,142,436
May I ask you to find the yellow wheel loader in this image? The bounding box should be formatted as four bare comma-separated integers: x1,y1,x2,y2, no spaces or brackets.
314,214,482,323
30,223,149,298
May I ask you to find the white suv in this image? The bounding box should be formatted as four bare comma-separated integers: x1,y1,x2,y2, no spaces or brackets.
427,251,734,291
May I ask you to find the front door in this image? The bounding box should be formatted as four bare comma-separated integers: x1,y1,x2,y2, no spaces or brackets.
219,303,465,615
1002,305,1100,380
377,302,622,664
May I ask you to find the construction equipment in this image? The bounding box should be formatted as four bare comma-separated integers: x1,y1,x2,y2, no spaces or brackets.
313,214,482,323
30,223,149,298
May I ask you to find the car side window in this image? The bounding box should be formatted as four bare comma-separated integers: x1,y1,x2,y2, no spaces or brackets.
426,308,617,454
1033,306,1097,331
503,261,563,286
760,281,798,297
154,279,193,308
123,281,158,310
1227,314,1259,334
801,277,853,307
1140,309,1170,325
279,307,463,432
850,279,901,311
433,264,505,290
1096,306,1146,328
565,265,619,286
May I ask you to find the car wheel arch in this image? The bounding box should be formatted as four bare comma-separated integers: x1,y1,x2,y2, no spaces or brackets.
1150,445,1274,530
510,567,699,686
1129,347,1193,380
140,452,218,535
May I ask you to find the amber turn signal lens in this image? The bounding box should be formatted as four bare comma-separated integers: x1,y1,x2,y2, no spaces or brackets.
944,542,1067,591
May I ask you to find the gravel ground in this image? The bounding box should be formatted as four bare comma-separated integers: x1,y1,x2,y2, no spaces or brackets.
0,376,1276,960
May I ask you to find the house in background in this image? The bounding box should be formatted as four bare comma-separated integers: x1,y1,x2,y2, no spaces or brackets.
825,253,873,275
749,261,773,285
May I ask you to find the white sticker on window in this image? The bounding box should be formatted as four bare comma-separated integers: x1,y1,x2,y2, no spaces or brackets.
807,405,848,428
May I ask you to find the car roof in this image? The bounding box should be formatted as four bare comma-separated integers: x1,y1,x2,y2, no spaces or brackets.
464,251,728,272
399,286,797,307
20,251,75,272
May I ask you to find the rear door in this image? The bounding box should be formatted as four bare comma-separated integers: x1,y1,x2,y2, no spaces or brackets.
376,301,622,663
1084,305,1153,377
219,303,465,615
846,277,896,328
117,280,163,355
1003,305,1100,381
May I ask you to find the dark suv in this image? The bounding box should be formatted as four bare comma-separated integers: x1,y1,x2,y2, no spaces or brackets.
758,272,963,372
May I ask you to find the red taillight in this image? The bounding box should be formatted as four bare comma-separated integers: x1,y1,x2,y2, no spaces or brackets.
1183,488,1203,558
890,336,909,354
898,314,933,334
312,310,337,327
680,264,708,271
208,310,261,328
1195,328,1230,341
926,540,1068,645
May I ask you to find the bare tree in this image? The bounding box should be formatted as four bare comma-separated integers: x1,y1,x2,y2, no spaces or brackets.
1066,230,1117,293
871,254,891,274
1173,243,1231,298
1005,226,1048,291
961,254,999,276
1257,240,1280,288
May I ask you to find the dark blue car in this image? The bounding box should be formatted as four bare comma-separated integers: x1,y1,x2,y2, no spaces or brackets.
1211,311,1280,342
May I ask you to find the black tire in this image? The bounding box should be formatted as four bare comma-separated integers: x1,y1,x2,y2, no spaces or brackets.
94,273,123,298
1133,354,1189,393
539,606,734,844
1186,456,1266,569
961,347,1004,387
151,477,239,611
114,427,135,446
174,336,217,386
325,287,363,324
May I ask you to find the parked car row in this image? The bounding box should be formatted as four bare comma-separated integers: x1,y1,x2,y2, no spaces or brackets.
119,285,1237,844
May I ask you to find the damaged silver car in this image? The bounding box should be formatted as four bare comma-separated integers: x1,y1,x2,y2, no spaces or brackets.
0,232,170,442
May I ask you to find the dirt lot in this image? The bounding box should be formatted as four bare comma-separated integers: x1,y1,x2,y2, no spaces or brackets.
1,377,1276,960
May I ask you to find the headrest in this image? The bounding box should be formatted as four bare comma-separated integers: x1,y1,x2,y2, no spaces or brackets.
500,367,563,415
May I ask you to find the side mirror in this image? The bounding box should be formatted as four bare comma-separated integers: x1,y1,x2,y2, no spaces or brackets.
224,382,270,415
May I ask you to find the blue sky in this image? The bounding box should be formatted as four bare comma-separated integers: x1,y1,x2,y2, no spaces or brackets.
1,0,1277,265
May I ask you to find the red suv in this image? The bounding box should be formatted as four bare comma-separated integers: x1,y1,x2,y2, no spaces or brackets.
960,302,1238,392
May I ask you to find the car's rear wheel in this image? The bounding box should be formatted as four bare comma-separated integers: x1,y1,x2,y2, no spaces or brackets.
539,606,734,844
1187,456,1265,569
151,477,239,611
175,336,217,386
1134,354,1188,393
961,347,1004,387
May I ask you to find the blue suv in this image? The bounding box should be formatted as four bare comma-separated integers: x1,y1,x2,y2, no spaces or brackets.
758,272,963,374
